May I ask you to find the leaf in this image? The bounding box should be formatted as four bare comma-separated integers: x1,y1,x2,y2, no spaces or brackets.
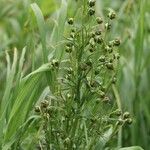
95,126,113,150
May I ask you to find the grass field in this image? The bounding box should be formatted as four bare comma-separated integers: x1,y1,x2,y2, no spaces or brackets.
0,0,149,149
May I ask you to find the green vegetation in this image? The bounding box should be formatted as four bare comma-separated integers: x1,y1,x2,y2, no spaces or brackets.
0,0,149,149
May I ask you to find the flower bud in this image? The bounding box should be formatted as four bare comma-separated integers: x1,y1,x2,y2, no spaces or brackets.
96,17,103,24
34,106,41,113
106,63,114,70
41,100,49,108
108,11,116,20
113,38,121,46
88,0,96,7
88,8,95,16
123,112,130,119
68,18,74,25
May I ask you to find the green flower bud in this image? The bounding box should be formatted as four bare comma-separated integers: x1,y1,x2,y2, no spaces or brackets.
88,0,96,7
125,118,133,125
52,59,59,67
106,63,114,70
113,38,121,46
88,8,95,16
123,112,130,119
41,100,49,108
108,11,116,20
96,17,103,24
34,106,41,113
68,18,74,25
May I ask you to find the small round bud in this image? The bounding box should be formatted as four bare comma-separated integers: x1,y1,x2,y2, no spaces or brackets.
88,0,96,7
108,11,116,20
113,38,121,46
41,100,49,108
115,109,122,116
96,17,103,24
106,63,114,70
123,112,130,119
88,8,95,16
34,106,40,113
67,18,74,25
105,23,111,30
52,59,59,67
125,118,133,125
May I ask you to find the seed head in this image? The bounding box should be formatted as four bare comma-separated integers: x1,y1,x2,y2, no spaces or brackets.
106,63,114,70
88,8,95,16
113,38,121,46
96,17,103,24
108,11,116,20
34,106,40,113
88,0,96,7
123,112,130,119
68,18,74,25
125,118,133,125
41,100,49,108
52,59,59,67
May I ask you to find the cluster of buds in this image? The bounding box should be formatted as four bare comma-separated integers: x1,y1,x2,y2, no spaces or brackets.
115,111,133,126
34,100,51,120
88,0,96,16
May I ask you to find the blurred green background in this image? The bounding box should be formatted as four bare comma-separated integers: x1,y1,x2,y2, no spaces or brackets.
0,0,150,149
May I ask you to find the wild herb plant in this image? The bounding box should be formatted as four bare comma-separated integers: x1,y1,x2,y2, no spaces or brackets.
31,0,132,149
0,0,146,150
